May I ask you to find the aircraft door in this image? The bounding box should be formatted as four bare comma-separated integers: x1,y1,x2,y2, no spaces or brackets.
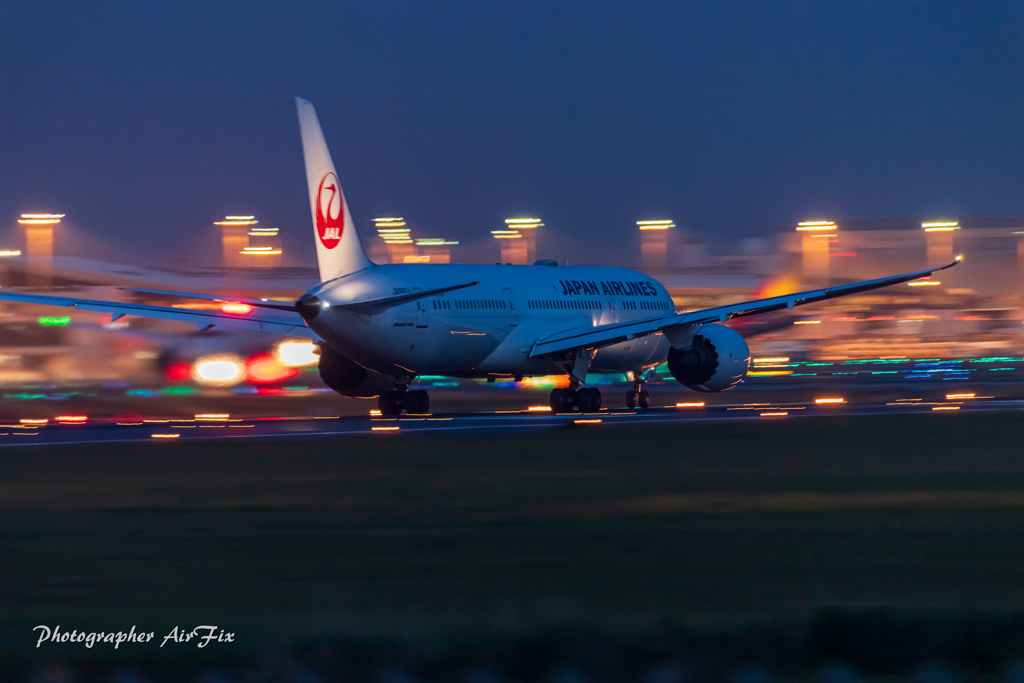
416,300,428,328
503,287,518,327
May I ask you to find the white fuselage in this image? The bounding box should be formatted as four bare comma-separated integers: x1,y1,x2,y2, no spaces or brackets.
304,264,674,379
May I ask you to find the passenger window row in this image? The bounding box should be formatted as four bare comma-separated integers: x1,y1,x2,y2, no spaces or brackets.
527,299,603,310
621,300,672,311
433,298,507,310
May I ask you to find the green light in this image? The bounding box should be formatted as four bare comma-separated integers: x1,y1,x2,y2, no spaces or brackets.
38,316,70,326
162,386,193,395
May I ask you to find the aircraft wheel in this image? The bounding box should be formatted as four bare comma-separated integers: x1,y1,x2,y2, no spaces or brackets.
406,389,429,414
638,389,651,410
576,388,593,412
582,387,601,411
550,388,573,413
378,391,404,416
626,390,637,409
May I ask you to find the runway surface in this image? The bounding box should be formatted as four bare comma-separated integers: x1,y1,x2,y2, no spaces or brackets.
0,391,1020,447
0,355,1020,446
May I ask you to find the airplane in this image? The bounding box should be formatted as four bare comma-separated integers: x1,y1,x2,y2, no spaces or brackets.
0,98,960,415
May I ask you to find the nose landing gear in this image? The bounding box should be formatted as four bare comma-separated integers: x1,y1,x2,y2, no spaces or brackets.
625,375,651,410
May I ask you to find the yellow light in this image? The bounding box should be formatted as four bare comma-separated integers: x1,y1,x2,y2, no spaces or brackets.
56,415,88,423
946,393,975,400
403,255,430,263
383,239,414,244
907,281,941,286
220,302,254,315
924,227,957,232
528,406,552,412
152,433,181,439
748,371,792,376
637,220,675,231
922,221,959,230
493,234,523,239
753,357,790,364
372,426,400,431
248,228,278,236
505,218,543,228
192,354,245,387
794,320,821,325
377,228,410,233
276,341,319,367
0,250,21,257
20,213,64,219
491,230,520,234
225,215,255,220
676,402,705,407
370,409,382,416
760,411,789,417
19,418,47,425
574,419,602,424
214,218,258,225
196,413,230,421
932,406,960,411
241,248,283,255
815,398,845,404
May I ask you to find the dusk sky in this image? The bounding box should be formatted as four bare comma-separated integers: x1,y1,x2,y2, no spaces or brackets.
0,1,1021,267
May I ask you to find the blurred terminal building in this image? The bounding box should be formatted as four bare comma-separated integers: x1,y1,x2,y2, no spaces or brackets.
0,211,1021,385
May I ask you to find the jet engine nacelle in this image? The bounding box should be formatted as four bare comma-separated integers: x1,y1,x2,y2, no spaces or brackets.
666,323,750,392
317,343,397,398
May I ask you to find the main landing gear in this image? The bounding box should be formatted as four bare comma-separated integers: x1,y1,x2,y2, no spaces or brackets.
625,376,651,410
549,379,602,413
378,387,429,416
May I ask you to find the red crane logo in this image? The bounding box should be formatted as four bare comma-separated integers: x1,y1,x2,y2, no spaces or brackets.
315,172,344,249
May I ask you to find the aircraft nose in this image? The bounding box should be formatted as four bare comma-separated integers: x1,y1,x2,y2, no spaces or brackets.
296,294,321,321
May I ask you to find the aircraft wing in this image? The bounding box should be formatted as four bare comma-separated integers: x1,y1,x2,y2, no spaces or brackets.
530,257,961,357
121,288,299,311
0,291,317,338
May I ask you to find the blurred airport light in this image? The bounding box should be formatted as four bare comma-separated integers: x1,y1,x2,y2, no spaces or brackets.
638,220,674,268
245,353,300,384
493,218,541,264
218,215,254,267
922,221,960,232
275,340,319,367
797,220,836,284
18,213,62,269
0,250,22,257
192,353,246,386
219,302,254,315
923,220,958,263
375,218,417,263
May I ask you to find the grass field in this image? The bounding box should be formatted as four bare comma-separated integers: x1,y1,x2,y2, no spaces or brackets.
2,411,1023,677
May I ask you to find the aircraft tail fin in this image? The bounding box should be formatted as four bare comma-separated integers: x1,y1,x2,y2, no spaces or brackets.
296,97,373,282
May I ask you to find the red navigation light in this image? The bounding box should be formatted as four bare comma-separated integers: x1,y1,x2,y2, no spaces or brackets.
245,353,299,385
220,302,254,315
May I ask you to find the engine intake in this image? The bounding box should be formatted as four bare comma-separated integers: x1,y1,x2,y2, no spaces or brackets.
666,323,750,392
